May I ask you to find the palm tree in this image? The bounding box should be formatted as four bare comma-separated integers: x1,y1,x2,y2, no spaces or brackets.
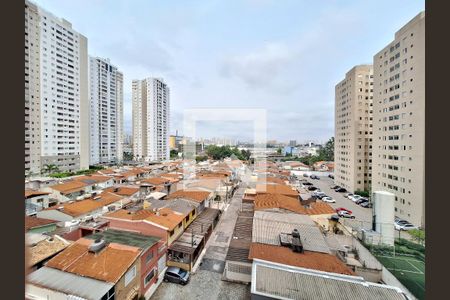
43,164,60,175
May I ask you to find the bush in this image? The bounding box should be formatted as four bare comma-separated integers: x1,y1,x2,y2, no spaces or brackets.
354,190,370,198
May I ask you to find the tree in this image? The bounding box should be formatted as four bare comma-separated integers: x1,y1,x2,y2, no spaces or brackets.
276,148,282,154
42,164,60,175
317,137,334,161
195,155,208,162
170,149,179,159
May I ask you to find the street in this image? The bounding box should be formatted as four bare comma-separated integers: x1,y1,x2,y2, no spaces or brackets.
151,185,250,300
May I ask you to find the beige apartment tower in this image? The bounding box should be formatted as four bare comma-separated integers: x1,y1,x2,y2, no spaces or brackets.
335,65,374,193
372,12,425,228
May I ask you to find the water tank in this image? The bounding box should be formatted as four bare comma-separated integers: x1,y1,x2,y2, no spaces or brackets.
89,239,106,253
372,191,395,246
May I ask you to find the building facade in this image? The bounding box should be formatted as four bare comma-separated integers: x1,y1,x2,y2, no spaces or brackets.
89,57,123,165
132,78,170,162
25,0,89,174
372,12,425,227
335,65,374,193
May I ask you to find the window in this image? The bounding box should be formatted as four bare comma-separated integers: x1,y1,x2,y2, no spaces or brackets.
144,269,156,286
124,265,137,286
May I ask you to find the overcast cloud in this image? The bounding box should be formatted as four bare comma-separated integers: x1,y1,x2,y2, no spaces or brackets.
34,0,424,143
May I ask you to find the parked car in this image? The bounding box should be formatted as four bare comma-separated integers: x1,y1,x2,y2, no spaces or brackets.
349,195,362,202
313,191,326,198
344,193,354,199
395,223,418,231
337,210,355,219
335,207,352,214
395,219,410,226
328,174,334,179
331,185,340,189
308,186,318,191
303,173,309,177
335,187,347,193
322,196,336,203
302,182,313,186
356,198,369,205
360,202,372,208
164,267,190,285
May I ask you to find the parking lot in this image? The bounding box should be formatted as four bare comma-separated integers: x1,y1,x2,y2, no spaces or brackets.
303,175,373,223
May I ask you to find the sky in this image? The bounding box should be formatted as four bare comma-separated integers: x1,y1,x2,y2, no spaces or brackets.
34,0,425,144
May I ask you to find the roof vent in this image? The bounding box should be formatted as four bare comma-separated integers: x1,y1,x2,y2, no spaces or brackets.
291,229,303,253
89,239,106,253
114,187,119,192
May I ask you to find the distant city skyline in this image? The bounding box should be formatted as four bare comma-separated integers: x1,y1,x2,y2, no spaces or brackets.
33,0,424,141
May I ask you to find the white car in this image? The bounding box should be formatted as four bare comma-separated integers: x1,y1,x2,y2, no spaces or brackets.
344,193,354,199
395,223,418,231
349,195,362,202
322,196,336,203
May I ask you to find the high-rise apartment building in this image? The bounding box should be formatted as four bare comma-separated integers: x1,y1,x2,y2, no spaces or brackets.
25,0,89,174
89,57,123,165
335,65,374,193
372,12,425,227
132,78,170,162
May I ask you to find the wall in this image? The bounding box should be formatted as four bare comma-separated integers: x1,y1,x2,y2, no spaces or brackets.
28,223,57,234
115,261,141,300
139,243,161,295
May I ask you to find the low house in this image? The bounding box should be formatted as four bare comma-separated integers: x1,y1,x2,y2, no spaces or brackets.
141,177,173,194
27,237,142,300
36,192,125,223
25,216,58,234
313,160,334,172
166,190,213,214
43,180,92,202
73,174,115,190
26,233,71,271
25,190,51,216
86,229,167,296
103,206,186,246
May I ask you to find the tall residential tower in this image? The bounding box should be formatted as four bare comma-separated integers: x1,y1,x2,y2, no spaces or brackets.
25,0,89,174
132,78,170,162
89,57,123,165
372,12,425,227
334,65,374,193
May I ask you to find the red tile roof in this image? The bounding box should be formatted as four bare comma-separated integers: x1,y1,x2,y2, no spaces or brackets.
25,216,58,231
167,190,211,203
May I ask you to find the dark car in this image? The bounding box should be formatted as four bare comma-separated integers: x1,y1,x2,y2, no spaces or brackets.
335,187,347,193
303,173,309,177
328,174,334,179
163,266,190,285
302,182,313,186
317,194,327,199
308,186,318,191
330,185,340,189
360,202,373,208
356,198,369,205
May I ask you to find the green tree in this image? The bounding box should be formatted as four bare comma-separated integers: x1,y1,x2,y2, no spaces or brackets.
317,137,334,161
195,155,208,162
170,149,179,159
42,164,60,175
276,148,282,154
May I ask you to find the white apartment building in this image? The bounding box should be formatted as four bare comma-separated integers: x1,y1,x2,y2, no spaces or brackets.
132,78,170,162
25,0,89,174
89,57,123,165
335,65,374,193
372,12,425,227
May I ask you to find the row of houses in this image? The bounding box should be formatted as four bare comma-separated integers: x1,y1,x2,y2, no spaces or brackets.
25,160,241,300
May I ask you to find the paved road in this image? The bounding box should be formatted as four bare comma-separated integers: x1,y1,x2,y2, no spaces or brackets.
151,185,250,300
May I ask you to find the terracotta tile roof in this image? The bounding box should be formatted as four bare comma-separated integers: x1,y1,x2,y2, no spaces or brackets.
142,177,170,185
248,243,354,275
46,238,140,283
50,181,89,194
160,173,182,179
44,193,123,217
166,190,211,203
103,186,139,196
184,179,221,191
25,190,50,198
105,207,185,231
25,216,58,231
257,177,287,185
305,202,335,215
254,194,306,214
256,184,299,197
74,175,113,184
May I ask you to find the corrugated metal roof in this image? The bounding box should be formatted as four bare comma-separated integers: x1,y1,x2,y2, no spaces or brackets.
252,211,330,254
252,260,407,300
27,267,113,300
